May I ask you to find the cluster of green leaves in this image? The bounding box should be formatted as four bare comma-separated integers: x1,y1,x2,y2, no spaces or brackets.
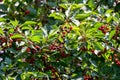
0,0,120,80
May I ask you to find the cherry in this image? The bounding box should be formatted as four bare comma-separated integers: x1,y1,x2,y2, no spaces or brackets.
35,45,40,50
110,48,115,52
1,38,6,43
66,30,70,33
0,0,2,2
116,61,120,66
14,38,22,42
16,47,22,51
8,43,12,47
102,30,107,34
26,47,31,53
91,49,95,54
69,26,73,30
98,27,102,30
43,55,48,59
109,56,112,60
25,10,30,15
114,53,118,57
80,46,87,51
115,58,119,63
9,34,13,37
51,69,56,73
62,31,66,35
31,49,36,53
49,45,57,50
84,75,93,80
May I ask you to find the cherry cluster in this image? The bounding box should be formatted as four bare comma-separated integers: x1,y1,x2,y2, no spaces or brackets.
84,75,93,80
98,25,110,34
26,45,40,53
113,26,120,41
0,0,2,2
44,65,59,79
60,26,73,38
114,53,120,66
49,43,63,51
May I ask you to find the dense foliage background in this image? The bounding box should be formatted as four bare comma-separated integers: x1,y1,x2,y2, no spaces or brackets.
0,0,120,80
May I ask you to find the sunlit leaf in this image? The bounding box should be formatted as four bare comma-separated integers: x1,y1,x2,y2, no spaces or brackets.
11,34,23,39
109,30,116,40
49,12,65,21
75,13,91,20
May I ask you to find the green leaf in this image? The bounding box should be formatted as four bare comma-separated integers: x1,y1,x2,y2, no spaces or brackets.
89,59,97,67
94,22,103,28
22,21,37,26
21,26,33,30
0,28,4,35
37,72,47,77
5,57,11,65
10,19,19,27
75,13,91,20
27,6,37,16
29,36,40,43
11,34,23,39
87,0,95,9
71,4,84,10
106,16,112,23
49,12,65,21
59,4,69,10
113,16,119,23
93,42,104,50
0,18,6,22
105,9,113,14
71,19,80,26
109,30,116,40
48,29,58,39
0,4,7,11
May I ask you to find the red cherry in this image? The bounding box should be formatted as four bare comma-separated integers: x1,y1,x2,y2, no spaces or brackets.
62,31,66,35
98,27,102,30
9,34,13,37
25,10,30,15
35,45,40,50
16,38,22,42
101,25,105,28
66,30,70,33
9,39,13,43
115,58,119,63
116,61,120,64
114,53,118,57
69,26,73,30
0,0,3,2
43,55,48,59
91,49,95,54
49,45,57,50
31,49,36,53
26,47,31,53
61,51,66,58
51,69,56,73
102,30,106,34
1,38,6,43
